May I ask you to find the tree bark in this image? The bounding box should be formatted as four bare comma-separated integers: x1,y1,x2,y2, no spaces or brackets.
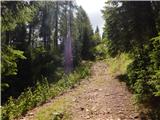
54,2,59,50
64,1,73,74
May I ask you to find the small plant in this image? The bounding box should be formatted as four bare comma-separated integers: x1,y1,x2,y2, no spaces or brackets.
52,111,64,120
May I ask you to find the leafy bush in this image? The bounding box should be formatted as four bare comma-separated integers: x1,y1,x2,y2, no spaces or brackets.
1,79,50,120
91,38,108,60
1,62,91,120
1,46,26,90
148,35,160,97
1,46,26,76
127,34,160,102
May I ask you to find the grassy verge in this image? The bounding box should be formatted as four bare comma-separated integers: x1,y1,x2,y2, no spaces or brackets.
33,94,72,120
1,61,92,120
105,54,160,119
104,53,132,75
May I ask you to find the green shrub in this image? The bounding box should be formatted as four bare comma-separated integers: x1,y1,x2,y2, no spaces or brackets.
148,35,160,97
127,34,160,103
91,38,108,60
1,46,26,90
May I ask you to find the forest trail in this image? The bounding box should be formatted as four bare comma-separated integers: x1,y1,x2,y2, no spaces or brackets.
19,61,140,120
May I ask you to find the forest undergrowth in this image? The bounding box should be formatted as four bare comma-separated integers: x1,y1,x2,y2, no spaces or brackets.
1,61,92,120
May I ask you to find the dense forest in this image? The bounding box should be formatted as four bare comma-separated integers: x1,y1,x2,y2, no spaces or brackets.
1,1,101,101
1,1,160,120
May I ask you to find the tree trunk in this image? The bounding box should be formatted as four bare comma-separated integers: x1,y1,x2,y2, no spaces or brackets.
64,1,73,74
28,24,32,47
54,2,59,50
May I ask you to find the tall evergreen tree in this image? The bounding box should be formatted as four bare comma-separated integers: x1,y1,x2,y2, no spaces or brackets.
75,6,94,60
102,1,158,56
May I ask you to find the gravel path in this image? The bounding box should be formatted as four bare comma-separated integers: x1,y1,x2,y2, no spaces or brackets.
69,61,140,120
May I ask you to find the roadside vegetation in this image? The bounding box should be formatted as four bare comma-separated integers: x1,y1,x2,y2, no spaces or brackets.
105,53,132,75
1,62,92,120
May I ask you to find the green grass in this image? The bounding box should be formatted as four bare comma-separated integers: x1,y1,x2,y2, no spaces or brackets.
1,61,92,120
34,98,71,120
104,53,132,75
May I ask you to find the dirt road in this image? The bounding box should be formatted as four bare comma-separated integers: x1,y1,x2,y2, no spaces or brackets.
19,61,140,120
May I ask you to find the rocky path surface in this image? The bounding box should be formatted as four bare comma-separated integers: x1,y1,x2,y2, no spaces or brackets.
19,61,141,120
69,61,140,120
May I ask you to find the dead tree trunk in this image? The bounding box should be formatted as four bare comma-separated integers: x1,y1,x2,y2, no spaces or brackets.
54,2,59,50
64,1,73,74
